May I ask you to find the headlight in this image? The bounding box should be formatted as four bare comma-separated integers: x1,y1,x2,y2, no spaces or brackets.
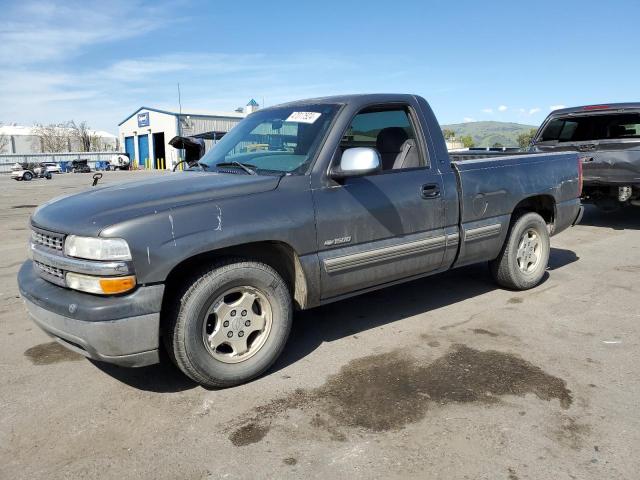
66,273,136,295
64,236,132,261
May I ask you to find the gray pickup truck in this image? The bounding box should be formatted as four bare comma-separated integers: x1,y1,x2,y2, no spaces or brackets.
18,94,583,387
533,103,640,210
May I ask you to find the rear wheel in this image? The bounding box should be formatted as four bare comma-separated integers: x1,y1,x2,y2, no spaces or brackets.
490,212,550,290
165,260,292,388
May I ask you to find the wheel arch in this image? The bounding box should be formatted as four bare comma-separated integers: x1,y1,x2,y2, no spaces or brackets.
511,194,556,231
162,240,310,311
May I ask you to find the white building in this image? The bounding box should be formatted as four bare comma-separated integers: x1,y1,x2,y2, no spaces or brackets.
0,124,118,154
118,106,250,169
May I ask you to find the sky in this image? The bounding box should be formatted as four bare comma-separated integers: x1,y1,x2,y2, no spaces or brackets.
1,0,639,133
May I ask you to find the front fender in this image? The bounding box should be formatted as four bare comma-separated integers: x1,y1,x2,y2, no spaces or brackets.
100,177,318,284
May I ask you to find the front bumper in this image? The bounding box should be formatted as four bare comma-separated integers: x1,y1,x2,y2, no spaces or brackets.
18,261,164,367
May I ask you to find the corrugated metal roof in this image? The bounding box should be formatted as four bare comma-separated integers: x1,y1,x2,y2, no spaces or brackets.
118,106,246,126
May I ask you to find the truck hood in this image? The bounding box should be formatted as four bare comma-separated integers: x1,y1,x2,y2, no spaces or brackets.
31,172,281,236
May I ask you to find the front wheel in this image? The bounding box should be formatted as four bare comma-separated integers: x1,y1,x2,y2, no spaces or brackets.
165,260,292,388
489,212,550,290
23,171,33,181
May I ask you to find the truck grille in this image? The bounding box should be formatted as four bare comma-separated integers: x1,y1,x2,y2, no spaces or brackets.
34,260,64,279
32,229,64,251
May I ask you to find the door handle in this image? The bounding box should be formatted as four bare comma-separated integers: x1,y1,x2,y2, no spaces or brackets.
421,184,440,199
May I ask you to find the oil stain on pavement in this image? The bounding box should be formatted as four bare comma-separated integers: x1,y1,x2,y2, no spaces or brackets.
229,422,271,447
24,341,84,365
228,344,573,445
472,328,500,337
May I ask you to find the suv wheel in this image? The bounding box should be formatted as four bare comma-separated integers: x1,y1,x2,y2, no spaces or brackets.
490,212,550,290
165,259,292,388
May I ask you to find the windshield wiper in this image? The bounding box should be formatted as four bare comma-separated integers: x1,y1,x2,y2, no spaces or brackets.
216,161,257,175
197,162,209,170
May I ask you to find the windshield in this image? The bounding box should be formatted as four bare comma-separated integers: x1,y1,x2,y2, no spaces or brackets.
200,104,340,174
538,112,640,143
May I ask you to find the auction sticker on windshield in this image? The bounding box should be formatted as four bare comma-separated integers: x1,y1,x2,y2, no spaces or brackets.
286,111,322,124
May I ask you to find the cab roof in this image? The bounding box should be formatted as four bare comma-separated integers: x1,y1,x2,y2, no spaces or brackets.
549,103,640,116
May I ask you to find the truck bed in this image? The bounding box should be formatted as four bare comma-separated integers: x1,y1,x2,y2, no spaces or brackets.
450,151,581,267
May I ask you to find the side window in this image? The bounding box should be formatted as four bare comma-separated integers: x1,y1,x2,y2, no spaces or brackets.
341,107,424,171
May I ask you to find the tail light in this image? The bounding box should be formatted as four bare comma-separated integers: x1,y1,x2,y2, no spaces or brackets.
582,105,610,111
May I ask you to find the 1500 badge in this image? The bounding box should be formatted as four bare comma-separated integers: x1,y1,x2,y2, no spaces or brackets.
324,236,352,246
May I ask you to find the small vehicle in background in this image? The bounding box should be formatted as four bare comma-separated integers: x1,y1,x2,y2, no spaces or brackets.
10,162,53,181
109,153,130,170
71,159,91,173
533,103,640,210
42,162,62,174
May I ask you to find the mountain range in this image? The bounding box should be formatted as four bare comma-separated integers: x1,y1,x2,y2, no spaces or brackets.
441,121,538,148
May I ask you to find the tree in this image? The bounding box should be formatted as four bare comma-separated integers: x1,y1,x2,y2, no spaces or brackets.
69,120,102,152
460,135,475,148
517,128,538,148
492,142,504,148
31,122,73,153
442,128,456,141
0,122,9,153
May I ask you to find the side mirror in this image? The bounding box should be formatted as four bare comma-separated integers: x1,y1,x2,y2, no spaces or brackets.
330,147,381,179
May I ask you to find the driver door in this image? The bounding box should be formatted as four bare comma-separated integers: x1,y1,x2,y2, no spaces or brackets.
312,103,446,300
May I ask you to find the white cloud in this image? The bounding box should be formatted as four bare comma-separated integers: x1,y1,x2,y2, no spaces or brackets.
463,117,476,123
0,51,401,131
529,107,541,115
498,105,508,112
482,108,493,114
0,2,434,132
550,105,567,111
0,0,176,65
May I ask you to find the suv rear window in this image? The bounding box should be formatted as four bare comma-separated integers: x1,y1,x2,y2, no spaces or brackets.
539,112,640,142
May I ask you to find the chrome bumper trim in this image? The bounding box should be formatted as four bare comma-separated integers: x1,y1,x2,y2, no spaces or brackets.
30,243,132,277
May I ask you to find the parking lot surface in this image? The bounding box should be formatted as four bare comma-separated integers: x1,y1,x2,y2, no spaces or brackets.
0,171,639,479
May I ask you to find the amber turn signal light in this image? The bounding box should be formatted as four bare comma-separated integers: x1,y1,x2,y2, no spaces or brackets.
99,276,136,294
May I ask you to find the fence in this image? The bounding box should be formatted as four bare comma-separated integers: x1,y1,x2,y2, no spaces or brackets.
131,158,171,170
0,152,125,174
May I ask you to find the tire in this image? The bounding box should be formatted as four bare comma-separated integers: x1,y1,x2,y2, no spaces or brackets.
23,172,33,181
45,172,52,180
164,259,292,388
489,212,550,290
